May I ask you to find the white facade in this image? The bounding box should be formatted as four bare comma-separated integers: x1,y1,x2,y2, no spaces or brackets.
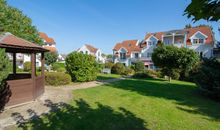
113,30,214,69
77,44,106,63
7,53,42,69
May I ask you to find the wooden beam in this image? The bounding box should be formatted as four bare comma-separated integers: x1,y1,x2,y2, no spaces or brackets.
13,53,16,75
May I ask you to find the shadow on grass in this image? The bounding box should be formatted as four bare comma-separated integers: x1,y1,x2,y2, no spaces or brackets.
11,99,147,130
106,78,220,121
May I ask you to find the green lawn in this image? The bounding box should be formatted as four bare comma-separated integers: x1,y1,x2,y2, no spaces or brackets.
15,78,220,130
96,73,121,80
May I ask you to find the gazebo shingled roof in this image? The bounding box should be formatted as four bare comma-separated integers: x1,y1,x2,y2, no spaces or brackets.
0,32,48,53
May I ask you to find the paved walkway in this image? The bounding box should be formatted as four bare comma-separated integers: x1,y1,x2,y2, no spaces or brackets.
0,78,125,130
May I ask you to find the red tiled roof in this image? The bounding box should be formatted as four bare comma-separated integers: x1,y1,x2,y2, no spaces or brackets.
0,32,48,52
113,40,140,56
145,32,163,41
144,26,214,45
85,44,98,53
43,46,57,52
39,32,56,44
185,26,214,45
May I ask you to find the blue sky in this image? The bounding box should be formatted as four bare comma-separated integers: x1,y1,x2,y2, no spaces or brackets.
7,0,220,54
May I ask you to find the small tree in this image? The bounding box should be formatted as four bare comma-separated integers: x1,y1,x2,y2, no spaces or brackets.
133,60,145,72
0,48,10,88
45,52,58,65
152,45,199,82
65,52,98,82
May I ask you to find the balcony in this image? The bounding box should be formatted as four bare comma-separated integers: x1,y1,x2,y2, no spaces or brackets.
131,57,151,62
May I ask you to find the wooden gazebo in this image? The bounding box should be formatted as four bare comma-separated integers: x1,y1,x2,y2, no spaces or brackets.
0,32,48,107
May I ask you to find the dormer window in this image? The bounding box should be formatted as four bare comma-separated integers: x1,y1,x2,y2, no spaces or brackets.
190,31,207,44
193,38,204,44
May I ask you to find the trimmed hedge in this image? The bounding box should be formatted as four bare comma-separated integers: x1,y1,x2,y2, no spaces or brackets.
45,72,71,86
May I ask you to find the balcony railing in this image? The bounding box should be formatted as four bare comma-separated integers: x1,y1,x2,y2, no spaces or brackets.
131,57,151,62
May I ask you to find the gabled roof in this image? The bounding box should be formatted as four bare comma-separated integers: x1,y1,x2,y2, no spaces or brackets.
144,26,214,45
39,32,56,44
145,32,164,41
85,44,98,53
185,26,214,45
0,32,48,52
113,40,140,56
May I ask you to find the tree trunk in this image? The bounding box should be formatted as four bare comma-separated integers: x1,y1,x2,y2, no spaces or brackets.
169,76,171,82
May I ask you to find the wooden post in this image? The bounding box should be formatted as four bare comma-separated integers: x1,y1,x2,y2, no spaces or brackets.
31,53,36,78
13,53,16,75
31,53,36,99
41,53,45,76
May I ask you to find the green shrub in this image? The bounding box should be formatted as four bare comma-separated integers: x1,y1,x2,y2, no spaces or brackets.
145,69,162,78
133,71,152,79
132,60,145,72
122,67,135,76
45,72,71,86
24,61,31,72
111,63,126,75
104,62,114,69
57,67,66,72
96,63,104,73
193,58,220,101
65,52,98,82
0,48,10,88
52,62,66,72
161,68,180,80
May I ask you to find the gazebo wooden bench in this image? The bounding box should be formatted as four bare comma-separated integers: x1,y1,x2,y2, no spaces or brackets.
0,32,48,107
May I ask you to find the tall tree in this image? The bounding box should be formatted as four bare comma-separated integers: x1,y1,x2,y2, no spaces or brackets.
0,0,42,45
184,0,220,22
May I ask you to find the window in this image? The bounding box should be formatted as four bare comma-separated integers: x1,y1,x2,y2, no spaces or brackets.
85,51,88,54
134,53,139,58
147,53,152,57
193,39,204,44
199,39,204,43
120,53,126,60
148,41,155,46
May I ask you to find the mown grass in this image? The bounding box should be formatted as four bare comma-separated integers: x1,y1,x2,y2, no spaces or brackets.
12,78,220,130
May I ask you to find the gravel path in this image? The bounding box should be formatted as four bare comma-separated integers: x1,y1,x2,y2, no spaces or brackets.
0,78,125,130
